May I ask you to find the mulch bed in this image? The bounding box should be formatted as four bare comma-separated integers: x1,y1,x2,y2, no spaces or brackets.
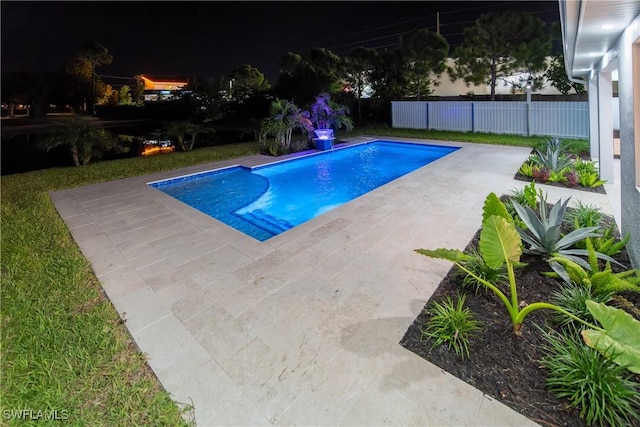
513,173,606,194
401,218,640,427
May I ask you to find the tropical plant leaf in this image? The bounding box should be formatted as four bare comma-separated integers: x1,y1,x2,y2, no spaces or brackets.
482,192,511,223
479,215,522,269
582,300,640,374
547,198,570,227
555,227,601,250
560,248,624,267
415,248,469,263
512,201,546,240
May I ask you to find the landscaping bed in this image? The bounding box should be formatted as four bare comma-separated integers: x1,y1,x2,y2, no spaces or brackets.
514,172,606,194
401,213,640,427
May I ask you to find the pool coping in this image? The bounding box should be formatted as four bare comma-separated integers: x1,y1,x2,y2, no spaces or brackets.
50,137,616,426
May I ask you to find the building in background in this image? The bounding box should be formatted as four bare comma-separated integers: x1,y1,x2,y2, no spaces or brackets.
140,75,188,102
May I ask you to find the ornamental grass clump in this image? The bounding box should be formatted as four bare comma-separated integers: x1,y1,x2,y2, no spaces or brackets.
454,246,508,294
540,327,640,427
421,294,481,360
550,283,613,328
563,201,603,229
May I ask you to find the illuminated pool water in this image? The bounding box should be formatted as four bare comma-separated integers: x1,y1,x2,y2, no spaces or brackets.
150,141,459,241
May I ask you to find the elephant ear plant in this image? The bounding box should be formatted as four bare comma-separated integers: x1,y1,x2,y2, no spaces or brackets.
582,300,640,374
415,193,639,346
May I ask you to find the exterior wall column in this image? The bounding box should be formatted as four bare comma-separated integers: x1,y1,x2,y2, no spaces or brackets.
588,77,600,160
596,71,614,182
617,34,640,268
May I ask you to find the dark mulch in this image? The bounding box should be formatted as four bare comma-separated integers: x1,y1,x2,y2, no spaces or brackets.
401,220,640,427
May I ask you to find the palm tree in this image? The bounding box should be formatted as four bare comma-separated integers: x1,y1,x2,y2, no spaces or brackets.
259,99,312,152
309,93,354,132
163,121,214,151
42,119,119,166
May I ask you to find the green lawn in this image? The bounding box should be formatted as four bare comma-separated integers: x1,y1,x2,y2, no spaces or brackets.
0,126,587,425
1,141,261,426
342,124,589,154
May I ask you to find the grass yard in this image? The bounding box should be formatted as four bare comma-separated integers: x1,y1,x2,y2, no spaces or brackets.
1,126,587,425
1,141,261,426
343,124,589,154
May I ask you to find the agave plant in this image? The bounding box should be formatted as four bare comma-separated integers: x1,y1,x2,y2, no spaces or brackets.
530,137,573,172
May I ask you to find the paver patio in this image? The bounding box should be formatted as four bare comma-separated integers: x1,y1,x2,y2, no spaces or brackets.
50,137,619,426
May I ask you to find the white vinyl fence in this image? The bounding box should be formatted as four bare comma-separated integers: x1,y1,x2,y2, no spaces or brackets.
392,101,590,139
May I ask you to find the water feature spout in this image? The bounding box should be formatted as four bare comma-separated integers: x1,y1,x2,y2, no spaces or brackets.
313,129,335,150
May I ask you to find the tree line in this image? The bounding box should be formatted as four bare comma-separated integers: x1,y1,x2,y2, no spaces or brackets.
1,10,584,120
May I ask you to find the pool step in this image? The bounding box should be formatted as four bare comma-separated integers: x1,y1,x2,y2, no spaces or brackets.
242,209,293,236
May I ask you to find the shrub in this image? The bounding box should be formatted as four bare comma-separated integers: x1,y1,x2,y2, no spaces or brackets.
578,171,606,187
309,92,354,132
550,283,613,328
532,167,550,182
573,157,599,175
574,225,631,257
42,119,127,166
511,195,604,272
564,201,603,229
260,98,312,153
509,181,538,209
421,294,481,360
565,170,579,187
454,246,508,293
541,328,640,427
518,161,536,178
549,238,640,295
547,169,568,183
418,193,596,335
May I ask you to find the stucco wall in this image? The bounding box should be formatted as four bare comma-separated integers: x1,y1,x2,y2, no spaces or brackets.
615,19,640,268
432,57,573,97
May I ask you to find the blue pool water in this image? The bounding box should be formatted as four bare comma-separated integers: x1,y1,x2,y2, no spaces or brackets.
150,141,458,241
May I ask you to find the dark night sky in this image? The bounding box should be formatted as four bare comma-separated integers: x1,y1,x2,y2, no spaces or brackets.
1,1,560,82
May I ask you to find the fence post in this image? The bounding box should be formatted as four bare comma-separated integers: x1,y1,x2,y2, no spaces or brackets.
526,87,532,137
426,102,429,130
471,102,475,133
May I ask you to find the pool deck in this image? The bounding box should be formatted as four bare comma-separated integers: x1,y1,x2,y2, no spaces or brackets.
50,137,620,426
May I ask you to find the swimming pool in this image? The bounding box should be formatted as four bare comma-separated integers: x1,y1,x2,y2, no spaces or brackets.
150,141,459,241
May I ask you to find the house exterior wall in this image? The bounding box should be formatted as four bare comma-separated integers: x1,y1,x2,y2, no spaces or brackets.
614,17,640,268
